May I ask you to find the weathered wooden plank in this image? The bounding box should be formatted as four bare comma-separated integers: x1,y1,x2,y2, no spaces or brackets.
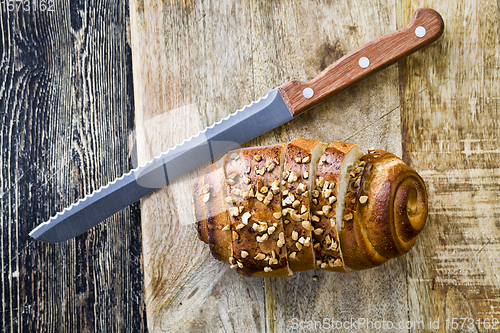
0,1,145,332
130,1,268,331
398,0,500,330
130,0,446,332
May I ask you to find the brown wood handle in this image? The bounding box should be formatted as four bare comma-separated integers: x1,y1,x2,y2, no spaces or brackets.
278,8,444,117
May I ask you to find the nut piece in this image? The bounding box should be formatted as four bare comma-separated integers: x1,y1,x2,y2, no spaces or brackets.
264,266,273,273
229,207,239,217
302,156,310,163
273,211,282,219
241,250,249,258
202,193,211,203
291,230,299,241
242,212,252,225
254,154,262,162
343,212,353,221
254,253,266,260
359,195,368,204
202,184,211,194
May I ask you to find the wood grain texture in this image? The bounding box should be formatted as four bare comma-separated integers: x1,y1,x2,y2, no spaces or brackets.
131,0,499,332
279,8,444,117
0,1,145,332
398,0,500,330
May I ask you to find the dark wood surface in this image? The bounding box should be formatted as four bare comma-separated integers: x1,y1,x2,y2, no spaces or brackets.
0,1,146,332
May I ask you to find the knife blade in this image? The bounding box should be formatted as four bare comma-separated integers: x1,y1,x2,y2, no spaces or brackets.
30,8,444,243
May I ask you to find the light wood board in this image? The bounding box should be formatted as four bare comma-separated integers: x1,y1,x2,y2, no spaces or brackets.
130,0,500,331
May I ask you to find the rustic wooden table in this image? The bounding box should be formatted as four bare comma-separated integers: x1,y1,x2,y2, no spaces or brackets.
1,0,499,332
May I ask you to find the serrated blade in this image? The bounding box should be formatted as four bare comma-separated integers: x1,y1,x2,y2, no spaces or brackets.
30,88,292,243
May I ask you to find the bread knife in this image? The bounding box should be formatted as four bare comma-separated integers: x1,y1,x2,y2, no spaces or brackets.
30,8,444,243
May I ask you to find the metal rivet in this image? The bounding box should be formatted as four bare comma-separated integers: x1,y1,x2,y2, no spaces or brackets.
415,26,426,38
302,87,314,99
358,57,370,68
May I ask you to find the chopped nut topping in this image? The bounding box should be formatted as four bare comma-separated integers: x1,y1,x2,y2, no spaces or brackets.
230,152,239,159
277,238,285,248
260,186,268,194
296,242,303,251
230,264,238,269
300,205,307,214
269,258,278,265
322,205,331,215
256,233,269,243
264,266,273,273
288,172,298,183
202,193,211,203
241,250,249,258
235,223,245,230
298,236,305,245
267,163,275,172
316,177,325,188
267,226,276,235
315,210,324,216
290,211,302,222
283,219,291,225
312,215,320,223
266,191,273,200
303,171,309,179
344,212,353,221
256,192,265,201
291,230,298,241
292,200,301,208
222,224,230,231
255,168,265,176
245,166,251,174
202,184,211,194
323,189,332,198
282,189,289,196
328,196,337,204
304,237,311,247
312,198,318,206
359,160,366,167
233,231,240,240
263,198,271,206
302,221,311,230
237,261,244,268
225,196,236,203
254,155,262,162
296,183,307,194
320,262,328,269
243,176,251,184
302,156,310,163
354,178,361,187
273,212,282,219
226,179,235,186
229,256,236,265
359,195,368,204
242,212,251,225
314,228,324,235
289,252,297,260
295,157,302,163
314,243,321,250
330,218,336,228
354,166,364,174
312,190,320,198
229,207,239,217
316,260,322,267
239,206,244,214
254,253,266,260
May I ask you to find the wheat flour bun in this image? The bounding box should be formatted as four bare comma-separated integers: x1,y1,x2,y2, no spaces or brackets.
204,161,233,263
223,144,292,278
282,138,326,272
339,150,428,270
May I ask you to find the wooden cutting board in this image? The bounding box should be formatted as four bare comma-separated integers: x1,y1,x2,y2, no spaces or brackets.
129,0,500,331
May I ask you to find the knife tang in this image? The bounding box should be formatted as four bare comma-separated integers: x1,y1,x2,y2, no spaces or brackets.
279,8,444,117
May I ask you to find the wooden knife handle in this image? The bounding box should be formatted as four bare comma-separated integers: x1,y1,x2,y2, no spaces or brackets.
279,8,444,117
